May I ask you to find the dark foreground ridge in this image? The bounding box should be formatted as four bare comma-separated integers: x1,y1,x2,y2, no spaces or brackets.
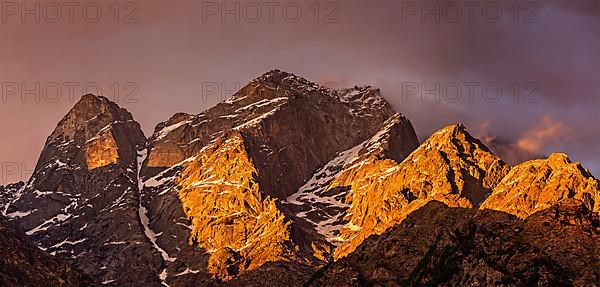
0,215,95,286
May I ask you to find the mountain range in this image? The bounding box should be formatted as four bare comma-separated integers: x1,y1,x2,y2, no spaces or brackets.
1,70,598,287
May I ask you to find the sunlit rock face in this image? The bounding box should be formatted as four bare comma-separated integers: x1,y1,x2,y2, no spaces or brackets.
176,132,301,279
481,153,600,218
85,130,119,170
333,124,510,259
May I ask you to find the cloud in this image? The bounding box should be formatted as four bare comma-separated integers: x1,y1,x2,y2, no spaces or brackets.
516,116,570,154
473,116,571,166
473,118,541,165
480,135,543,166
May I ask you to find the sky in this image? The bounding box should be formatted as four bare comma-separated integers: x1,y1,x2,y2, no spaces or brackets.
0,0,598,183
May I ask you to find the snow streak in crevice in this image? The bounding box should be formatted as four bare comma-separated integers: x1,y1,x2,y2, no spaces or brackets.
136,148,175,287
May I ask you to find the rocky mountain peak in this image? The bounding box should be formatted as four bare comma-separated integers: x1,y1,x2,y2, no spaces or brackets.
400,124,509,204
252,69,316,89
254,69,297,82
247,70,390,116
36,94,145,172
481,152,600,218
3,94,154,285
546,152,570,166
425,124,488,151
332,123,509,258
144,71,396,195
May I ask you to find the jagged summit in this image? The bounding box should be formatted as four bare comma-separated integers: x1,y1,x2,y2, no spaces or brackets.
251,69,338,94
144,71,395,182
49,94,135,142
425,124,493,153
252,69,312,85
398,123,509,205
546,152,579,168
241,69,390,117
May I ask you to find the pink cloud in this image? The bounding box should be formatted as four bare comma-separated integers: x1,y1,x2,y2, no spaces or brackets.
517,116,570,154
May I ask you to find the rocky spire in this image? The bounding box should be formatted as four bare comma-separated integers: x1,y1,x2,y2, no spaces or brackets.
36,94,145,172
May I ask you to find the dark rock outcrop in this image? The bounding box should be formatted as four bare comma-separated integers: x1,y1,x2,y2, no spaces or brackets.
0,215,95,286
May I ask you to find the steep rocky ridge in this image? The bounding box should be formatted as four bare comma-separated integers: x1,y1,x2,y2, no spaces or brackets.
333,124,510,258
285,114,419,245
481,153,600,218
174,131,329,280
